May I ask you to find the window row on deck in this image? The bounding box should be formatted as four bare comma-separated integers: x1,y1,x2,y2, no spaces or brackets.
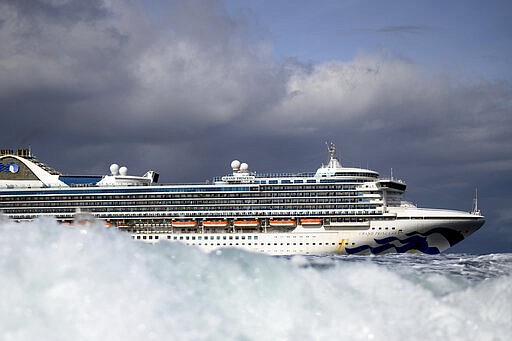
1,189,382,203
1,196,381,208
4,205,382,217
2,183,362,197
4,202,380,212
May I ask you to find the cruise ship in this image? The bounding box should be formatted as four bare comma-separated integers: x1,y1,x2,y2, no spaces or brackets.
0,145,484,255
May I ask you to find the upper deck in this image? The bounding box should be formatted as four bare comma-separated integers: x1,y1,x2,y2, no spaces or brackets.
1,143,405,191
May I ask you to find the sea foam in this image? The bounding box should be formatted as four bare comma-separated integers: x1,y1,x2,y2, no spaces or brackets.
0,218,510,340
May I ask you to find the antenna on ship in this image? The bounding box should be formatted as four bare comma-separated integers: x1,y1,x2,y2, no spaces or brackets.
325,141,342,168
327,141,336,159
472,188,481,215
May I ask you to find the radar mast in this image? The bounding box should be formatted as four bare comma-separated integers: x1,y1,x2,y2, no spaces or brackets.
326,142,342,168
472,188,481,215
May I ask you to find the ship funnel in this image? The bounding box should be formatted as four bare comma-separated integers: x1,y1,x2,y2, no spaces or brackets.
143,170,159,183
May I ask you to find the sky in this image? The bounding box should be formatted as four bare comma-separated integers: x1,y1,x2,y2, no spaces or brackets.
0,0,511,253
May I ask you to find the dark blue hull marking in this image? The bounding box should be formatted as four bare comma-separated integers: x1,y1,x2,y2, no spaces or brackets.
405,228,464,247
345,227,465,255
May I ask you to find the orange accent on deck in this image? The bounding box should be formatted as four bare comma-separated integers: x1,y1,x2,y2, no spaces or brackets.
269,219,296,226
300,218,323,225
233,220,260,227
172,221,198,227
203,220,229,227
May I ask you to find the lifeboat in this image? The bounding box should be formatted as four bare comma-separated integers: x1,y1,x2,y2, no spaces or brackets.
172,220,198,228
73,210,96,226
203,220,229,227
233,219,260,227
300,218,323,226
269,219,296,227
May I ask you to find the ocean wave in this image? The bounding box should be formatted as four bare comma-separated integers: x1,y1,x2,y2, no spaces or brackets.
1,219,510,340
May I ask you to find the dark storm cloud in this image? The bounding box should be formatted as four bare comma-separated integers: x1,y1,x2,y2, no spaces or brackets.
0,0,288,170
348,25,431,38
374,25,428,34
4,0,110,24
0,0,510,252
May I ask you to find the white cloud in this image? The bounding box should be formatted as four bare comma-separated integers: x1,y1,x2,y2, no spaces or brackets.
265,56,423,128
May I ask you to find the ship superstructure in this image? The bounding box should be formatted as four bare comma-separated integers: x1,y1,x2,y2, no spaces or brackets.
0,146,484,255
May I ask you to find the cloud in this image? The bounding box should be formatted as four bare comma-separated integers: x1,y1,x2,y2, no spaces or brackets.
1,1,510,170
347,25,431,39
2,0,288,137
374,25,428,34
249,56,512,173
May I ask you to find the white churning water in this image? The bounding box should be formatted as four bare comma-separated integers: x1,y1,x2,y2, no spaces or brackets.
1,218,510,340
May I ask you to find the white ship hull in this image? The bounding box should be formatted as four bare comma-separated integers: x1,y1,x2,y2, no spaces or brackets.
132,213,484,255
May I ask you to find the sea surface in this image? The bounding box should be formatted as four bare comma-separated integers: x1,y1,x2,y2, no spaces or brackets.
1,218,510,340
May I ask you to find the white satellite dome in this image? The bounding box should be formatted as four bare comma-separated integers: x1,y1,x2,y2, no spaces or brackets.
110,163,119,175
240,162,249,172
231,160,241,171
119,166,128,176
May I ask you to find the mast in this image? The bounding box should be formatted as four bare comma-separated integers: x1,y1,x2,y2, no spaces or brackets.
472,188,481,215
327,141,336,159
325,142,342,168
